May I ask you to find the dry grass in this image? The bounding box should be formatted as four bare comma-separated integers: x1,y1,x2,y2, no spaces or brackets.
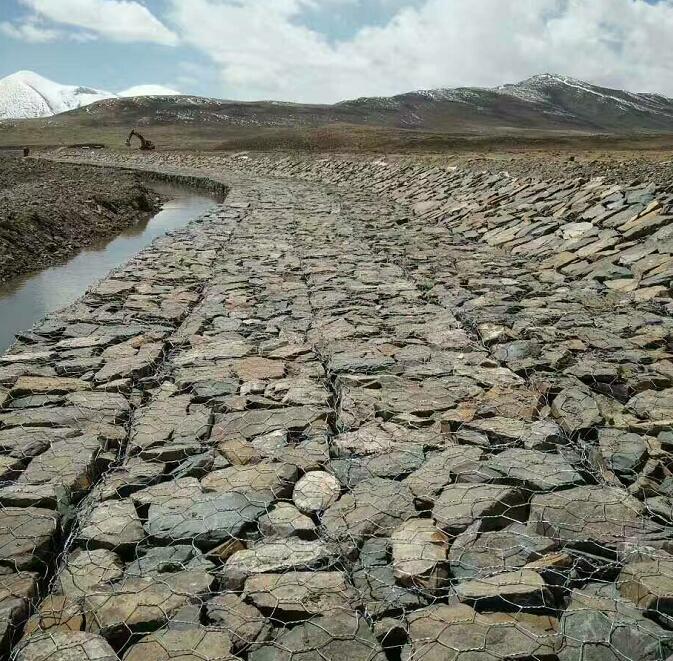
3,118,673,157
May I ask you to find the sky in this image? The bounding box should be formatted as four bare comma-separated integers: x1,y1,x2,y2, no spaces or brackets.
2,0,673,103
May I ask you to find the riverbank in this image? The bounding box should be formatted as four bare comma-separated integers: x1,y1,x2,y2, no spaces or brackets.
0,157,161,282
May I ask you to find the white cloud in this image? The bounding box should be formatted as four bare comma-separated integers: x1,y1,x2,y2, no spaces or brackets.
0,20,63,42
168,0,673,102
119,84,182,96
19,0,179,45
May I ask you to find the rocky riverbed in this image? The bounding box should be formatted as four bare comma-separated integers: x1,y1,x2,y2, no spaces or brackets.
0,149,672,659
0,157,161,282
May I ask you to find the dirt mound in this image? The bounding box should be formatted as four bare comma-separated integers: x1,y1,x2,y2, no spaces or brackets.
0,157,160,282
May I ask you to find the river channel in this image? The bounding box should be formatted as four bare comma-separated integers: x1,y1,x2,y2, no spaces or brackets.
0,185,217,352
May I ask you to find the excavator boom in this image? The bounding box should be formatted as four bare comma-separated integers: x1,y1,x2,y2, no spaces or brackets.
125,129,155,150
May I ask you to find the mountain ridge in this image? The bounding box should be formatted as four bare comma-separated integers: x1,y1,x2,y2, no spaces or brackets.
4,71,673,134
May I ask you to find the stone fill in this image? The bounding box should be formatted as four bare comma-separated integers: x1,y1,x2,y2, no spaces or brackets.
0,148,673,659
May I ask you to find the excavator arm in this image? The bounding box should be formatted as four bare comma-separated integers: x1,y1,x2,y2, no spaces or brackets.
125,129,155,150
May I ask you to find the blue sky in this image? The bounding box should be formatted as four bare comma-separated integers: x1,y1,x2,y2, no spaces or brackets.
2,0,673,102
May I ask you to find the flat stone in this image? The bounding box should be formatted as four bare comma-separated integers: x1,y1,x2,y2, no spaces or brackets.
244,571,360,618
455,569,551,608
212,405,327,441
129,393,211,454
598,429,648,477
331,445,425,484
405,604,557,661
485,448,584,491
56,548,124,598
249,611,385,661
449,525,556,579
391,518,449,592
464,417,531,444
258,502,315,539
333,422,438,456
146,492,266,549
172,340,252,366
619,556,673,616
523,420,564,450
352,563,428,617
95,459,165,501
205,593,270,651
0,506,60,571
529,485,662,550
10,376,91,397
322,477,416,542
224,539,338,586
84,570,214,640
94,342,163,383
432,484,523,536
627,388,673,421
551,387,602,433
131,477,203,510
125,545,203,577
201,462,299,505
0,572,37,654
77,499,144,552
122,628,235,660
559,586,673,661
292,471,341,513
405,446,483,503
15,631,117,661
0,427,73,460
19,435,103,498
22,594,84,637
234,357,285,381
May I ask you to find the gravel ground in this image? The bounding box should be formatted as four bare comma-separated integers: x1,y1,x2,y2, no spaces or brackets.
0,156,161,282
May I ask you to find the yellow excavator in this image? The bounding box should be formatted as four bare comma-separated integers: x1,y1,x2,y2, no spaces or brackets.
125,129,155,151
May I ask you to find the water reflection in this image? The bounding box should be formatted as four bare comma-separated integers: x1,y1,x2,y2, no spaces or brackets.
0,189,217,352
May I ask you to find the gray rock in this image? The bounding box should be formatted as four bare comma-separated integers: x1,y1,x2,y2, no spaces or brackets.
598,429,648,477
391,518,449,592
244,571,360,618
552,386,602,433
85,570,213,639
224,538,338,585
77,499,144,552
485,448,584,491
432,484,524,536
206,593,270,651
322,477,416,542
292,470,341,513
449,525,556,579
57,548,124,598
258,502,315,538
249,611,385,661
15,631,117,661
454,569,551,608
405,604,558,660
559,587,673,661
627,388,673,421
0,506,59,571
122,627,236,660
405,446,483,504
529,485,662,550
146,492,266,549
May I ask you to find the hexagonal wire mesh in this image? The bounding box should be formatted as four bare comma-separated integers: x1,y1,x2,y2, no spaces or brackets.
0,149,672,660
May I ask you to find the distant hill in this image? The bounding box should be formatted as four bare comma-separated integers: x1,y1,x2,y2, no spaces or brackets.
0,70,181,119
24,73,673,135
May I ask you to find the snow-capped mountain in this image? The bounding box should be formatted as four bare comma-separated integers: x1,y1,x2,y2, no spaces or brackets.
0,71,183,119
0,71,113,119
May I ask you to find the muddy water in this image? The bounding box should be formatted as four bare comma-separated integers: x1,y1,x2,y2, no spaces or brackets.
0,187,217,352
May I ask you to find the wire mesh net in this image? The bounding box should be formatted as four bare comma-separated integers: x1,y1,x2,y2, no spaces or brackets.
0,151,672,660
